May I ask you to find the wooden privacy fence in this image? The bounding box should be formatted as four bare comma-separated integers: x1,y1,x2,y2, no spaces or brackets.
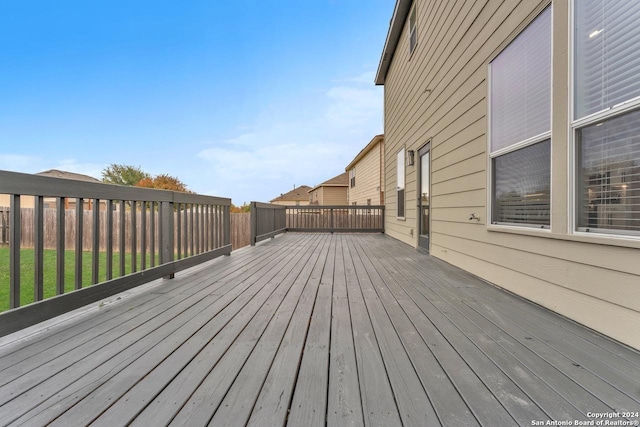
0,208,251,251
0,170,232,336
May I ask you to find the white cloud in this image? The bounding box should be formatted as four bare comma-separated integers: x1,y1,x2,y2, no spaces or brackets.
196,70,383,204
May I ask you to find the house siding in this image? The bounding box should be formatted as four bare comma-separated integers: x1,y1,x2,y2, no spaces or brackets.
382,0,640,349
347,140,384,205
322,187,348,205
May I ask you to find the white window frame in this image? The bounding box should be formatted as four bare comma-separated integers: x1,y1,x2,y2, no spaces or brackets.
397,148,405,219
487,5,553,231
408,4,418,56
569,0,640,240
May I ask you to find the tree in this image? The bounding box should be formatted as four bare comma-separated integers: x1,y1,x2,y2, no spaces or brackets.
136,174,190,192
101,164,149,186
230,203,250,213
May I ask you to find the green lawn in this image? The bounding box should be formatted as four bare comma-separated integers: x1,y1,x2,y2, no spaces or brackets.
0,247,160,313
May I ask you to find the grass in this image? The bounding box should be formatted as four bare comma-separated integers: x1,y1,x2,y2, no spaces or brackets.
0,247,160,313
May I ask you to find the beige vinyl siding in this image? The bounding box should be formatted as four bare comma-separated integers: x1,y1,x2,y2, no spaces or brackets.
270,200,310,206
0,195,36,209
382,0,640,349
322,187,348,205
348,141,383,205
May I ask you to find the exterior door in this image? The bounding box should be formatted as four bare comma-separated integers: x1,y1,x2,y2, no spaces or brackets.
418,144,430,251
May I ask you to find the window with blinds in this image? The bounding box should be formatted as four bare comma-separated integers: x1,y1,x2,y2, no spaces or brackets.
397,149,405,218
574,0,640,120
490,7,551,228
493,141,551,226
574,0,640,236
577,109,640,234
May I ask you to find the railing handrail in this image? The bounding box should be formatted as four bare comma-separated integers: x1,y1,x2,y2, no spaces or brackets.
0,170,230,206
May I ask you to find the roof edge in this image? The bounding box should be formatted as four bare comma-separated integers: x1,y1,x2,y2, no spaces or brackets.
375,0,413,85
345,134,384,171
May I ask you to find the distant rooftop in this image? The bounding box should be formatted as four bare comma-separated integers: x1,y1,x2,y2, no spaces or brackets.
270,185,312,203
309,172,349,192
36,169,101,183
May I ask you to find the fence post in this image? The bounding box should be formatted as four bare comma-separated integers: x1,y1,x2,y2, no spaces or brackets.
250,202,257,246
160,200,175,278
9,195,20,309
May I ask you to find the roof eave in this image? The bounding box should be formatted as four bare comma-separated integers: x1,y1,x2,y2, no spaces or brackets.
345,134,384,171
374,0,413,86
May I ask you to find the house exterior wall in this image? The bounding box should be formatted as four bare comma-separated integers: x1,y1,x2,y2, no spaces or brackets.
382,0,640,349
347,140,384,205
322,187,348,205
270,200,310,206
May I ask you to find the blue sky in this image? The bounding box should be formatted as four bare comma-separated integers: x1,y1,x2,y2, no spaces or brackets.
0,1,391,204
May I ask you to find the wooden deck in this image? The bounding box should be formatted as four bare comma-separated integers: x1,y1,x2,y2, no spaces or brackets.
0,233,639,426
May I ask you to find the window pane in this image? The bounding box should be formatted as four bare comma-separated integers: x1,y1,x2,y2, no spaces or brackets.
490,7,551,152
397,149,405,217
493,140,551,226
575,0,640,119
577,109,640,233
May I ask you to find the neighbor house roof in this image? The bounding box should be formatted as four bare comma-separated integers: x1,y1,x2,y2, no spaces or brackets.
375,0,414,85
345,134,384,171
270,185,312,203
309,172,349,192
36,169,101,183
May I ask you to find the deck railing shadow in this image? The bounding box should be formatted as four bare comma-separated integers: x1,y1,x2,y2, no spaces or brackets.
0,170,231,336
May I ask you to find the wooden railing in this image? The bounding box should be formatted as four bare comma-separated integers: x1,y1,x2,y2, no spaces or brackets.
0,170,231,336
285,205,384,232
249,203,385,244
250,202,286,245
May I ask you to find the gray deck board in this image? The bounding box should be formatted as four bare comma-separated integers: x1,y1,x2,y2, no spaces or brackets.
0,233,638,427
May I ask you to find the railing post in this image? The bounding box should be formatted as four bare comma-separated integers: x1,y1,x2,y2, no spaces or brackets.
250,202,257,246
223,204,231,252
9,195,20,309
160,200,175,278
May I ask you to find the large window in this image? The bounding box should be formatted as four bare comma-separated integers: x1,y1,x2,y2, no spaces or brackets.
574,0,640,236
490,7,551,227
397,149,405,218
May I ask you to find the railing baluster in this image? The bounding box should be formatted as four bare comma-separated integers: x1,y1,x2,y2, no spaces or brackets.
34,196,44,301
119,200,125,277
9,195,21,308
194,204,200,255
131,201,137,273
56,197,65,295
150,202,155,268
141,201,147,269
75,198,83,290
176,203,181,260
92,198,100,285
189,204,195,256
182,203,188,256
106,200,113,280
223,204,230,248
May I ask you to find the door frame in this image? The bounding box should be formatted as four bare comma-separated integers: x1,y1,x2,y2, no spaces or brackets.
417,141,431,252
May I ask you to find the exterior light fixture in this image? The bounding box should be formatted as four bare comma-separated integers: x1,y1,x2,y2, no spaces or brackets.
407,150,415,166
